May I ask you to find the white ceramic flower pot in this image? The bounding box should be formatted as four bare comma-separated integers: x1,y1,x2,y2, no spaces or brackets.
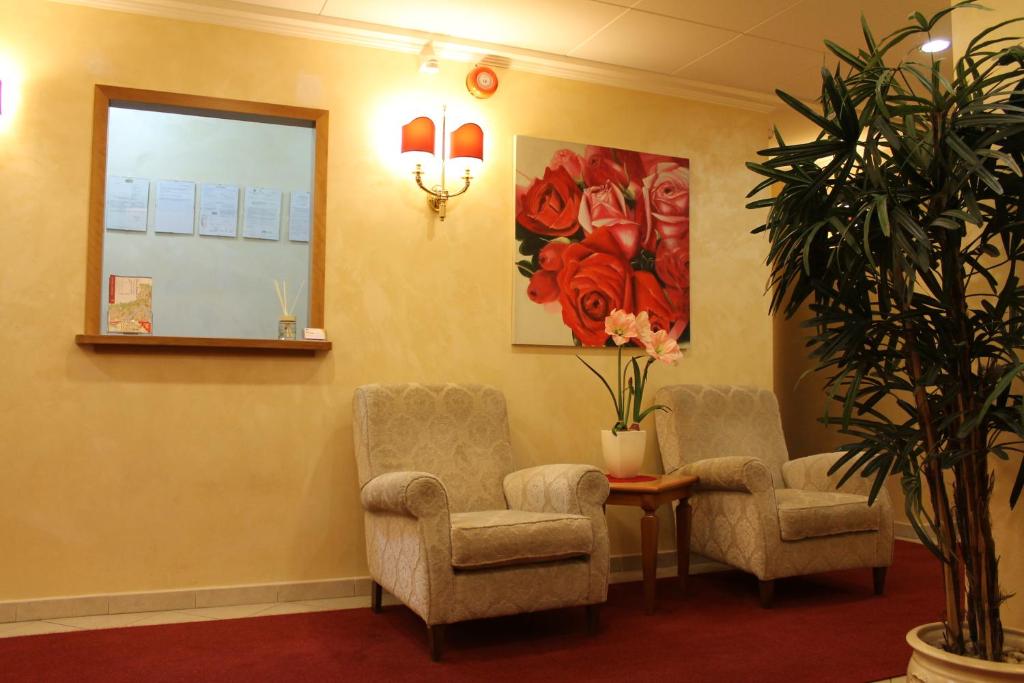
907,623,1024,682
600,429,646,478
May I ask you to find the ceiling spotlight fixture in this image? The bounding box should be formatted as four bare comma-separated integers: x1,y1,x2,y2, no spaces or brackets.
419,41,440,74
921,38,951,53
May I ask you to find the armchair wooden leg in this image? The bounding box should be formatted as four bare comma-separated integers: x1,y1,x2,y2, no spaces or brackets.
427,624,445,662
758,579,775,609
873,566,888,596
371,580,383,614
585,604,600,635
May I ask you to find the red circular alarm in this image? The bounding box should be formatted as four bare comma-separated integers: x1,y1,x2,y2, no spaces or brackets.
467,66,499,99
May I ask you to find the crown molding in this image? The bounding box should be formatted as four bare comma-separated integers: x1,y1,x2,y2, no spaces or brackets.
52,0,780,113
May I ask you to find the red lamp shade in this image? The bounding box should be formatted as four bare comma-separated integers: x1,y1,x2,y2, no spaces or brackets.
401,116,436,155
449,123,483,161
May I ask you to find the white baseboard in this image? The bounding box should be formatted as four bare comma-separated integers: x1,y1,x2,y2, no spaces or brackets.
895,521,924,543
0,576,372,624
4,538,918,624
1,550,720,624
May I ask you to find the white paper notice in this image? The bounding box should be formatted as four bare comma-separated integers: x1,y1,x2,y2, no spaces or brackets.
105,176,150,232
199,183,239,237
243,187,282,241
288,191,311,243
154,180,196,234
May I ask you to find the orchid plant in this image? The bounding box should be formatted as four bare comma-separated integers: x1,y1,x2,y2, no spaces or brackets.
577,309,682,433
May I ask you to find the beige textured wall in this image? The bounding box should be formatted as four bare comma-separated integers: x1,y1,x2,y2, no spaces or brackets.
769,108,849,461
770,1,1023,629
0,1,772,600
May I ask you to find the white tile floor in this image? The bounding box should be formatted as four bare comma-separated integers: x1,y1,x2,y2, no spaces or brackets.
0,594,912,682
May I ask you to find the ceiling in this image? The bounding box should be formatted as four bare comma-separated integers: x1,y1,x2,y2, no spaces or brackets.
65,0,954,105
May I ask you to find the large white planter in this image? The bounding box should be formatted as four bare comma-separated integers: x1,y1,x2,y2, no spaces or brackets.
907,623,1024,682
600,429,646,478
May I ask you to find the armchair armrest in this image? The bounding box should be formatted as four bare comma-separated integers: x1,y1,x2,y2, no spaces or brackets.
678,456,774,494
783,452,885,500
503,464,609,515
360,471,450,519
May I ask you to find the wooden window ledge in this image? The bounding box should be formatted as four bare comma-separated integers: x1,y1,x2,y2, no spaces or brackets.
75,334,332,354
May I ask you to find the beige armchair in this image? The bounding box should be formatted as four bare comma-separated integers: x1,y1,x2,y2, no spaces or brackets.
353,383,610,660
654,384,894,607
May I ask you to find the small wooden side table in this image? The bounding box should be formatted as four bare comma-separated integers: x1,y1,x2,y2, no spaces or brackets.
605,472,700,614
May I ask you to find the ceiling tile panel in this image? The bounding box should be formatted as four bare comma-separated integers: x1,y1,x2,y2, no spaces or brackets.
634,0,802,32
240,0,326,13
677,35,826,101
320,0,626,55
749,0,951,52
571,9,739,74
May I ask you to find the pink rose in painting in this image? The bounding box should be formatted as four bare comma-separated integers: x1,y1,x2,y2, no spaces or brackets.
579,182,629,232
517,166,583,237
538,241,569,271
578,182,645,260
655,239,690,292
547,149,584,183
557,242,634,347
527,270,560,303
639,162,690,251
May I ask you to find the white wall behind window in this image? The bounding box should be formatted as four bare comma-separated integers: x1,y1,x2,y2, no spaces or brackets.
103,106,315,338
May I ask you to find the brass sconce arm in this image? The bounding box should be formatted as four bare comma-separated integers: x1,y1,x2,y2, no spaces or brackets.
412,164,473,221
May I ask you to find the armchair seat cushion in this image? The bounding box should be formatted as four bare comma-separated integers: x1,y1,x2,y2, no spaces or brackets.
449,510,593,570
775,489,880,541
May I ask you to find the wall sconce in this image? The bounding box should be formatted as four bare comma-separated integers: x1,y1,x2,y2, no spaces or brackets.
401,107,483,221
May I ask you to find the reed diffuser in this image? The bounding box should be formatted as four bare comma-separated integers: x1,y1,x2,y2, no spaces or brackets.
273,278,305,340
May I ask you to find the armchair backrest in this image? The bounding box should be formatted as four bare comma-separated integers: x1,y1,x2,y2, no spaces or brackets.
352,383,514,512
654,384,788,488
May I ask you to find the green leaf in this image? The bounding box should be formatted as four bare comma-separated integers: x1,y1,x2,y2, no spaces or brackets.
875,195,890,236
824,39,866,70
773,89,843,137
576,355,620,418
1011,458,1024,509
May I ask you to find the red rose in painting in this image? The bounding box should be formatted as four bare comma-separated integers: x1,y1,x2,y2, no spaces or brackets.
639,162,690,251
538,241,569,271
517,166,583,237
666,286,690,334
582,145,645,190
639,153,679,176
547,149,584,183
634,271,687,340
655,238,690,292
580,224,641,262
557,243,634,346
527,270,559,303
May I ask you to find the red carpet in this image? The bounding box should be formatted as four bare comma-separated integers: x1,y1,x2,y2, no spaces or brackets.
1,542,941,682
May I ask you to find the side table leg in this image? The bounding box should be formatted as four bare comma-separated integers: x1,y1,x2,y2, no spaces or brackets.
676,499,692,593
641,508,658,614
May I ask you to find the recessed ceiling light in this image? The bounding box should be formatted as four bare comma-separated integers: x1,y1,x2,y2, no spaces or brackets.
921,38,951,53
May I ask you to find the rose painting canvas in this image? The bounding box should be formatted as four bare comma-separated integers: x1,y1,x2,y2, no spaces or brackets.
513,135,690,347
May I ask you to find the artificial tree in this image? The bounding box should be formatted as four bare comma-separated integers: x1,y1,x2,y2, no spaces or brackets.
748,2,1024,661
